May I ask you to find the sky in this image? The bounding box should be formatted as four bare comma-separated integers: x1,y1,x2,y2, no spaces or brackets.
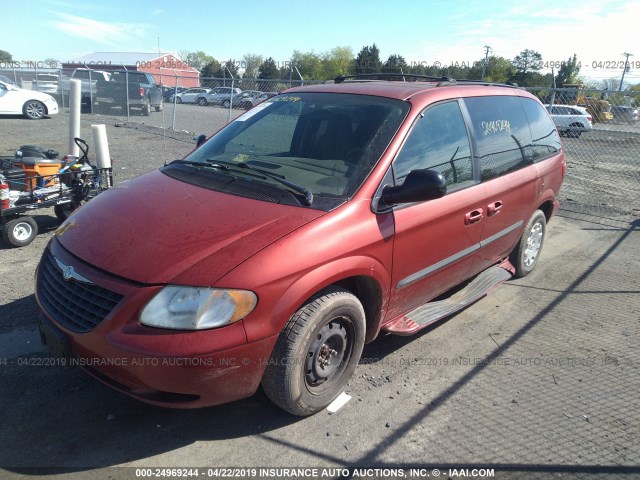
3,0,640,84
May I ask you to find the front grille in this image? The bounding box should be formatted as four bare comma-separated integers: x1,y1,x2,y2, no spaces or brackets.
37,249,124,333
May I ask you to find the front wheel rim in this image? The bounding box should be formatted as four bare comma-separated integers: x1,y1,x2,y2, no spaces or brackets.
26,102,44,118
305,316,352,394
13,222,33,241
523,221,543,267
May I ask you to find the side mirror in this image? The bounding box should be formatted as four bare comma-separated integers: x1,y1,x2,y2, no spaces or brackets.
195,134,207,148
381,169,447,206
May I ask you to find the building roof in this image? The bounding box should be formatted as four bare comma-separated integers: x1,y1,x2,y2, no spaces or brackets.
66,52,172,66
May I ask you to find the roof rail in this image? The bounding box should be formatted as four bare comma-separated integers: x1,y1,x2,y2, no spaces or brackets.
453,79,520,88
333,74,520,89
334,73,456,84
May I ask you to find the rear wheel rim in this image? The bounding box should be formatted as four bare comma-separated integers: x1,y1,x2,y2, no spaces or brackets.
524,221,543,267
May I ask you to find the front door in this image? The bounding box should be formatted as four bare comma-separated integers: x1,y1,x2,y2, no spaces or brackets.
387,100,484,319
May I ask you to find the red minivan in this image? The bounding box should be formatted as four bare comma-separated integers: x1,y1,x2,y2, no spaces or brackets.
36,76,565,415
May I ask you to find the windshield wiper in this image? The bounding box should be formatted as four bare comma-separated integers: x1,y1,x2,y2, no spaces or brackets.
167,159,265,179
205,159,314,206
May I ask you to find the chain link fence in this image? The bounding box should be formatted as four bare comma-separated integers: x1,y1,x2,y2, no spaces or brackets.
526,87,640,223
2,66,638,223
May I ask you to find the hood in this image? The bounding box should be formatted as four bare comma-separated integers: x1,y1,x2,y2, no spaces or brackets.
9,84,55,102
56,170,324,285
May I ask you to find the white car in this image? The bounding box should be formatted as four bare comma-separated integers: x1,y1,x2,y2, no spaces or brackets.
545,104,593,138
0,80,59,119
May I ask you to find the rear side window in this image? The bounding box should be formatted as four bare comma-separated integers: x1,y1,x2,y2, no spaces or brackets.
464,96,534,181
393,101,473,188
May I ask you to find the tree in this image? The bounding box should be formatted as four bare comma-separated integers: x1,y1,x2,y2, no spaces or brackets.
259,57,279,79
242,53,263,79
511,49,544,87
471,56,515,83
178,51,215,71
289,50,322,79
382,54,408,74
0,50,12,63
354,44,382,74
43,58,59,68
512,49,543,75
602,77,629,91
221,59,239,78
201,59,221,78
320,46,354,79
555,54,581,86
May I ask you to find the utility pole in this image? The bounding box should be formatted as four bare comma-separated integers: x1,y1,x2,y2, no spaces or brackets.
618,52,633,91
481,45,492,81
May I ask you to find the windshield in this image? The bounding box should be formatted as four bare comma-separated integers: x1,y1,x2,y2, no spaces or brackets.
177,92,409,210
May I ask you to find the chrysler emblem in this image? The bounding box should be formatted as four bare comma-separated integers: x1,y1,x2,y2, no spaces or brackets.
54,257,94,284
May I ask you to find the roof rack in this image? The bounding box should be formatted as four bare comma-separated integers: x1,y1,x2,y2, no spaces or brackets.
453,79,520,88
333,73,519,89
334,73,455,84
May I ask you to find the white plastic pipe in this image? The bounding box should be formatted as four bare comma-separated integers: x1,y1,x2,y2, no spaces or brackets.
91,124,112,169
68,79,81,157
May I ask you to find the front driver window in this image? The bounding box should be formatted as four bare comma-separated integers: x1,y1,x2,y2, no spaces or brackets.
393,101,473,189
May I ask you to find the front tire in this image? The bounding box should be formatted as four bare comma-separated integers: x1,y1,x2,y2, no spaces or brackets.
262,287,365,416
2,216,38,247
222,99,230,108
23,100,46,119
510,210,546,278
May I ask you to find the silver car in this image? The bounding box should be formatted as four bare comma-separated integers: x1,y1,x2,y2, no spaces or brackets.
198,87,243,107
171,88,211,104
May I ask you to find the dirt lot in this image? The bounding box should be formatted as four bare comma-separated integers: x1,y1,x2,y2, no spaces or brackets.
0,112,639,479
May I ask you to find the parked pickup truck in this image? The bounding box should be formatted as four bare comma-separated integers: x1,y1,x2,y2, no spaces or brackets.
58,69,111,103
95,71,162,115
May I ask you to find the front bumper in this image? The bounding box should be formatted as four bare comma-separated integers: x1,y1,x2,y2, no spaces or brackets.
36,239,278,408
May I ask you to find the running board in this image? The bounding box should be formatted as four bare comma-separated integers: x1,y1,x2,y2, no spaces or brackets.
382,262,514,336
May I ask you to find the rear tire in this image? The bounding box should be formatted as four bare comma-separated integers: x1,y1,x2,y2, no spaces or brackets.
261,287,365,416
142,98,151,116
222,99,230,108
567,123,583,138
510,210,546,278
2,216,38,247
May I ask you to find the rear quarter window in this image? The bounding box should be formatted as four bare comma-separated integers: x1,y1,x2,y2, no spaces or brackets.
520,98,561,161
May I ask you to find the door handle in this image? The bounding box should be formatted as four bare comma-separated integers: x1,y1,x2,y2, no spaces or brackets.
464,208,484,225
487,200,503,217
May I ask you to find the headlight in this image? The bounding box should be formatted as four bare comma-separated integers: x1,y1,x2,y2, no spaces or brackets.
140,286,257,330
